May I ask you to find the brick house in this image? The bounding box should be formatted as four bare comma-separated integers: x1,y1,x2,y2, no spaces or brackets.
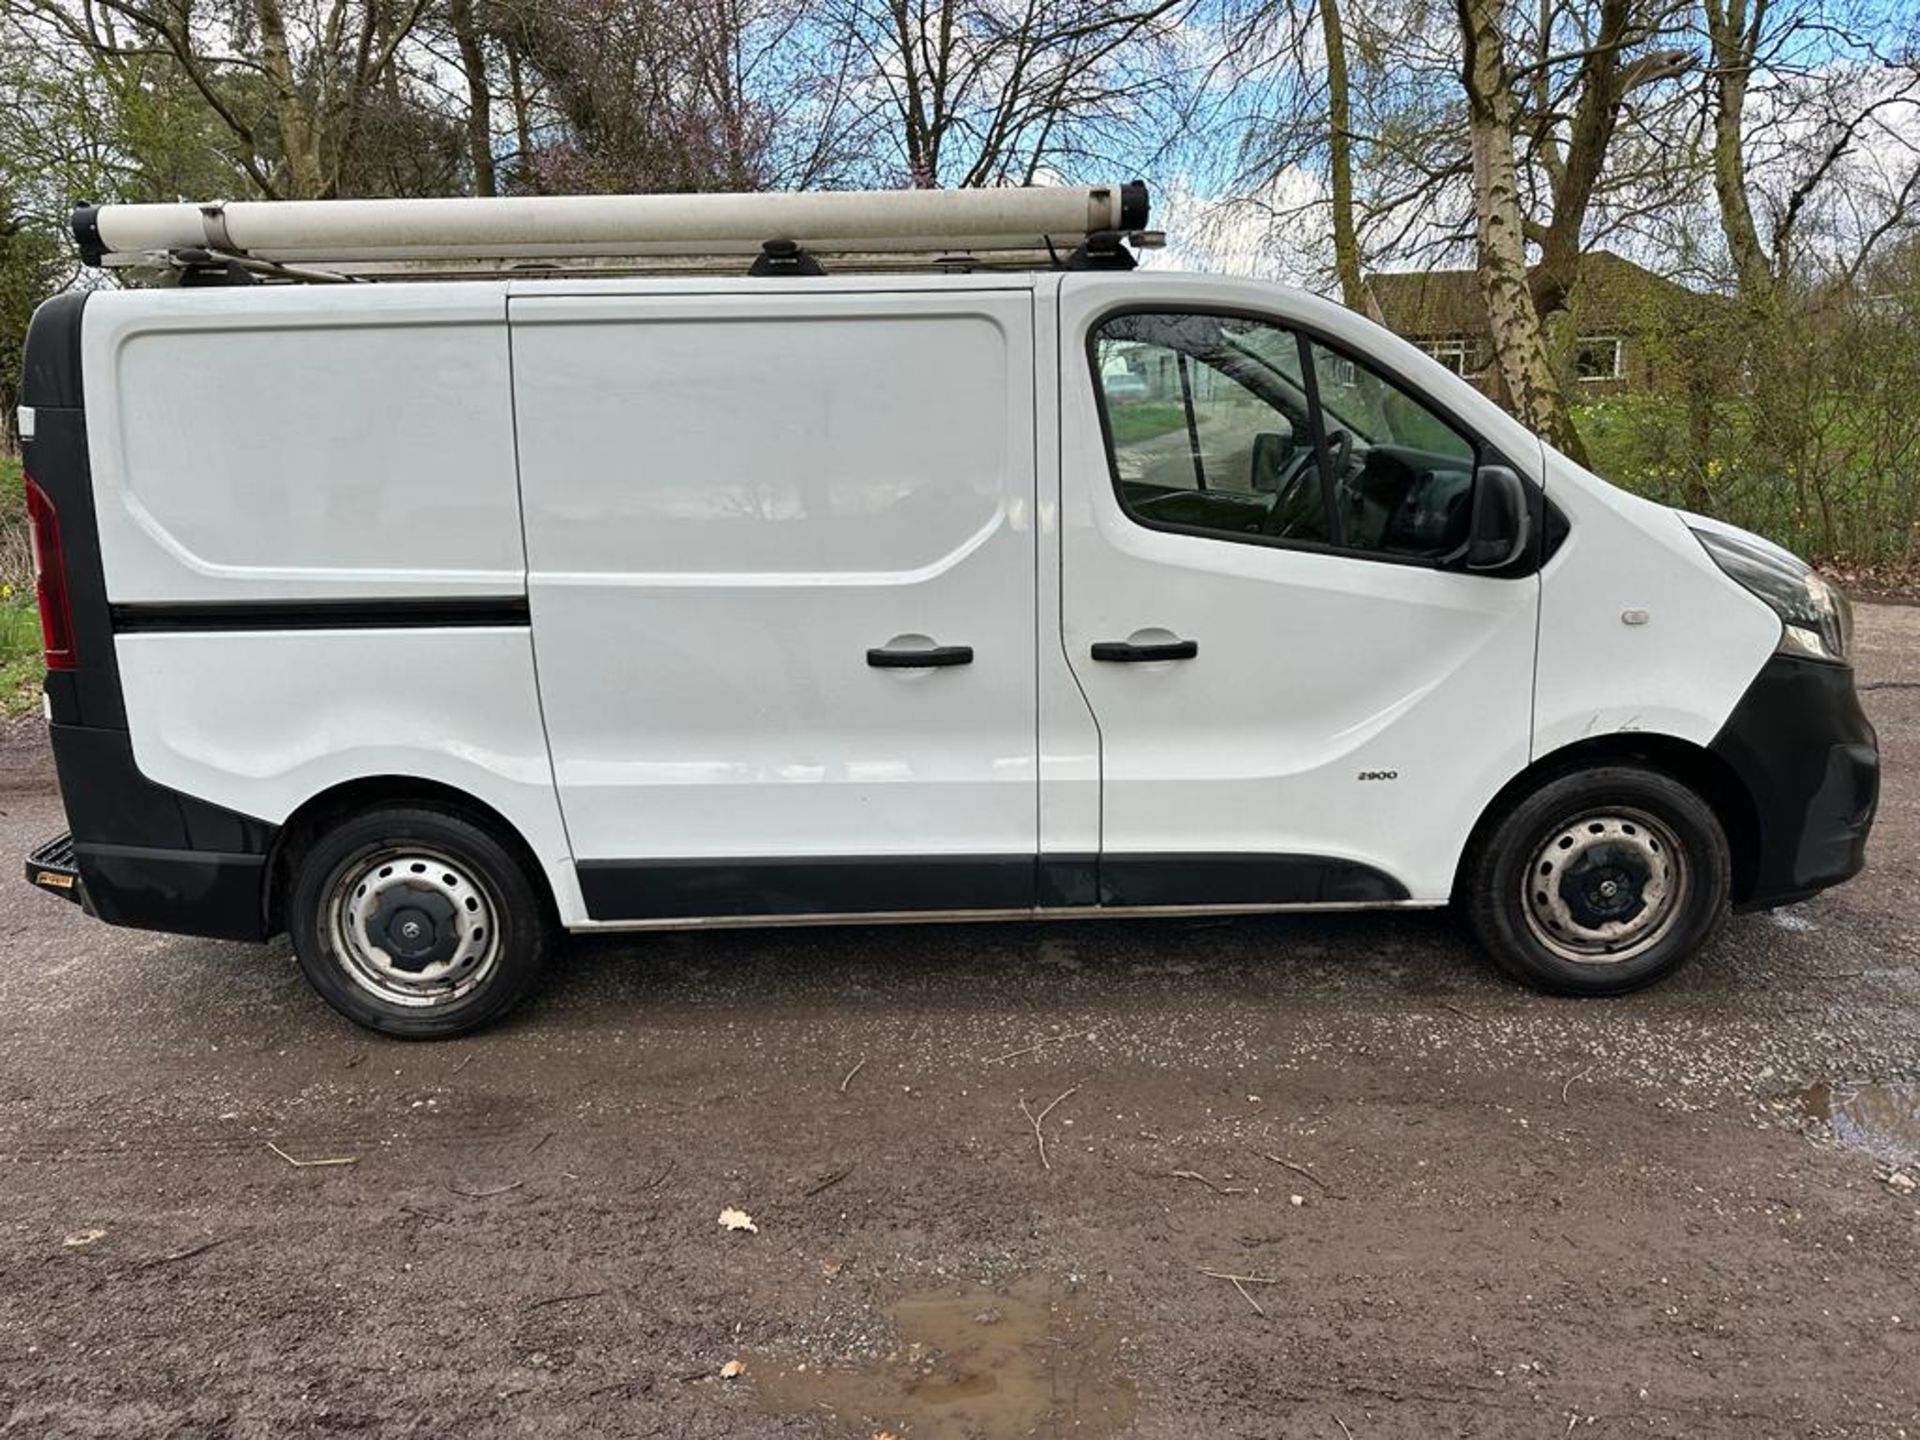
1365,251,1708,400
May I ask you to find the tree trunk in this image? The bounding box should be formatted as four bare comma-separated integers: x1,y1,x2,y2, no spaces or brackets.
506,45,536,191
1526,0,1627,321
448,0,497,196
1456,0,1579,456
257,0,325,198
1703,0,1774,304
1320,0,1364,311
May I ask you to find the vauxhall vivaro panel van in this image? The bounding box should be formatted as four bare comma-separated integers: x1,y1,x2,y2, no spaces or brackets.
19,185,1878,1035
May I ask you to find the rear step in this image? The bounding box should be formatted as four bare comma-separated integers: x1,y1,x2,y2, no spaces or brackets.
25,832,83,905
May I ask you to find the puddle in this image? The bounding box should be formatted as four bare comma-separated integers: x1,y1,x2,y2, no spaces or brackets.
748,1277,1136,1438
1798,1081,1920,1166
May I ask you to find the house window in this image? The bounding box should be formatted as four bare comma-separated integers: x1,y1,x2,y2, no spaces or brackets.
1420,338,1473,377
1575,336,1623,381
1322,354,1359,388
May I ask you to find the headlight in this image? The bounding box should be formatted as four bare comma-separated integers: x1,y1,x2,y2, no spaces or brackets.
1693,526,1852,663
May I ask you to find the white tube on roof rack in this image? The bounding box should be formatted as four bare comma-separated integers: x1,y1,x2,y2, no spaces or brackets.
74,183,1149,269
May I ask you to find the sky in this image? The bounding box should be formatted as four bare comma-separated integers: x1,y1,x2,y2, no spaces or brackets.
1136,0,1919,294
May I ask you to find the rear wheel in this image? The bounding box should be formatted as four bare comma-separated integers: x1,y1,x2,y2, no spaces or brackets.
1461,765,1731,995
287,806,554,1037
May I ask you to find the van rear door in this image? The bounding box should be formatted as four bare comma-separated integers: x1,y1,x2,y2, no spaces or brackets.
509,282,1038,921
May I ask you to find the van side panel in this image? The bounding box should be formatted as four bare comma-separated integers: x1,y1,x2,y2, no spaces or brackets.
510,288,1039,916
39,285,586,932
82,287,524,603
112,629,585,924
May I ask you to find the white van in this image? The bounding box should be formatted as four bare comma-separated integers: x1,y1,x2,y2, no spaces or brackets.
18,185,1877,1036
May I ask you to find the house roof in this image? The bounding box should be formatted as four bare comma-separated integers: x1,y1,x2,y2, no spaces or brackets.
1366,251,1706,339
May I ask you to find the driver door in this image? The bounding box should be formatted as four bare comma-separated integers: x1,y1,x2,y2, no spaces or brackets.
1056,281,1540,904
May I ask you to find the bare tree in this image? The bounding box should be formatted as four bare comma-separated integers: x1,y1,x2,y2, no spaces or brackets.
18,0,445,198
823,0,1193,188
1452,0,1693,451
493,0,858,193
1702,0,1920,301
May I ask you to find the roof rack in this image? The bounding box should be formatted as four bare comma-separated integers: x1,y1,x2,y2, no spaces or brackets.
72,182,1157,284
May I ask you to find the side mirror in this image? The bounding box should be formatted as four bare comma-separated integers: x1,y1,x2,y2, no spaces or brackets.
1466,464,1531,571
1250,431,1294,493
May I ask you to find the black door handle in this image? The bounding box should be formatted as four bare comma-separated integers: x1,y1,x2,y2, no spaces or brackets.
867,644,974,668
1091,638,1198,662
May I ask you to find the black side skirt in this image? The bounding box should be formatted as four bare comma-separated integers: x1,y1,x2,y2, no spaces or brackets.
577,853,1408,922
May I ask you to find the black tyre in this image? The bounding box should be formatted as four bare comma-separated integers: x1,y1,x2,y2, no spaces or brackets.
1461,765,1731,995
287,806,554,1037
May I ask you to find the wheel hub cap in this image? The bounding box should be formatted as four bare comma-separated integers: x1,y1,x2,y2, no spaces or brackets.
326,849,499,1007
1523,810,1688,965
1558,841,1650,928
366,890,458,971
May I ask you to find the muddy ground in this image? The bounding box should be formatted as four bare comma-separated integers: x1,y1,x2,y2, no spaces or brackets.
2,610,1918,1440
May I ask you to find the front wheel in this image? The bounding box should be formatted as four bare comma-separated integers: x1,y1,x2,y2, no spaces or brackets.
1461,765,1731,995
287,806,554,1037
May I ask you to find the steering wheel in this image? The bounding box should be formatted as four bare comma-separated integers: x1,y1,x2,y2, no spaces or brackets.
1262,429,1352,537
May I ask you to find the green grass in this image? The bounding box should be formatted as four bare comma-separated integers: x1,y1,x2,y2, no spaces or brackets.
0,603,40,715
1106,402,1188,446
0,455,40,715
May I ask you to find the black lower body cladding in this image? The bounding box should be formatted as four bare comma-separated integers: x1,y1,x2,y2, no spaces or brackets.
49,723,277,942
1709,653,1879,911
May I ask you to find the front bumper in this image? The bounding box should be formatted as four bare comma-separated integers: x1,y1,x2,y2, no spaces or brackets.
1708,653,1879,911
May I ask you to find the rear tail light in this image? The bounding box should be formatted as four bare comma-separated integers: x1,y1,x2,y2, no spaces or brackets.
23,472,76,670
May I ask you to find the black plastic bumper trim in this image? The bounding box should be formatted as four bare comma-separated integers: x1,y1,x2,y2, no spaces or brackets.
40,723,278,940
72,842,270,942
1709,653,1879,910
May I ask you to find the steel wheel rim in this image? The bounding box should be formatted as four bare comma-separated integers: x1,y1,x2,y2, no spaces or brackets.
1521,807,1689,965
325,846,500,1008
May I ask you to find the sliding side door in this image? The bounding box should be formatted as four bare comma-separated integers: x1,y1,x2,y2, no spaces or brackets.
510,283,1039,921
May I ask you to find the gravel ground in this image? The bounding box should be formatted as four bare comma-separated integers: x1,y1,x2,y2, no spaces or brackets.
1,607,1917,1439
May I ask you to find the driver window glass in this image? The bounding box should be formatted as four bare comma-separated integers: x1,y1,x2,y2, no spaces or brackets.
1306,339,1479,560
1094,313,1331,546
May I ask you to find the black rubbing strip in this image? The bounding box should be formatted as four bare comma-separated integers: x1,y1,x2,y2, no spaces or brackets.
111,596,531,633
576,852,1410,921
1098,853,1409,906
578,855,1040,920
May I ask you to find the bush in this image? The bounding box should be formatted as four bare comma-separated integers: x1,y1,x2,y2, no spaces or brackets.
1575,387,1920,583
1573,253,1920,589
0,453,40,713
0,453,24,587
